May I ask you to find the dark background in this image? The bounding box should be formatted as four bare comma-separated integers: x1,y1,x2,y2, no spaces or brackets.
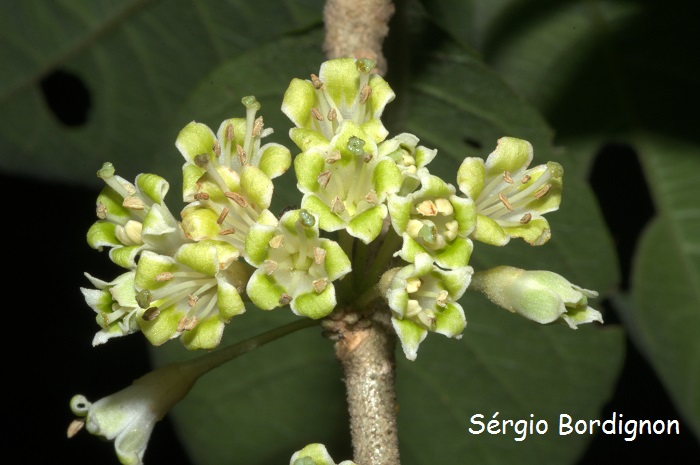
7,73,700,464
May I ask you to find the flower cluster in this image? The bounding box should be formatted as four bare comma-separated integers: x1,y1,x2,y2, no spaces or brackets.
74,57,602,464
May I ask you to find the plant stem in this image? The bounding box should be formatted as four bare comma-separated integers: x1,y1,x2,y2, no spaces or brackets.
334,305,400,465
323,0,395,75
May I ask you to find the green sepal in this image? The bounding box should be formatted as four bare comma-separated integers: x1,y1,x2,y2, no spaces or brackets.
391,317,428,361
241,165,273,210
281,78,317,130
294,149,326,193
175,121,216,163
246,270,284,310
372,158,402,198
456,157,485,201
134,251,176,291
136,173,169,204
434,302,467,338
471,214,511,246
109,245,142,269
180,314,224,350
87,221,119,250
291,285,336,319
290,128,330,153
174,240,239,276
138,304,183,346
301,194,346,232
320,239,352,281
346,204,387,244
258,143,292,179
181,205,221,241
245,221,278,266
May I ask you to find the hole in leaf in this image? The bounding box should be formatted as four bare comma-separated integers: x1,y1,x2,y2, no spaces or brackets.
588,143,655,291
40,69,91,127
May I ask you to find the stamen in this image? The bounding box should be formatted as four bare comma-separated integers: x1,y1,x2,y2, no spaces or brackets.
435,198,454,215
363,152,373,163
406,277,422,293
364,191,378,204
520,213,532,224
327,108,337,121
194,153,209,167
155,272,174,282
253,116,264,137
220,228,236,235
194,192,210,200
183,316,197,331
436,290,448,307
317,171,331,188
136,290,152,309
187,295,199,307
313,278,328,293
310,74,323,89
534,184,551,199
225,123,235,141
521,174,531,184
67,419,85,438
269,235,285,249
311,108,324,121
331,196,345,213
325,151,341,164
217,207,229,224
263,260,278,275
236,145,248,166
502,171,513,183
279,293,292,306
416,199,438,216
313,247,326,265
225,191,248,208
122,196,145,210
213,140,221,158
96,203,107,219
142,307,160,321
498,193,513,211
360,84,372,103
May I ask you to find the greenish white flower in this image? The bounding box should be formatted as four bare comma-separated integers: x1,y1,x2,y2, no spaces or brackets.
87,163,186,269
290,443,357,465
470,266,603,329
378,132,437,195
81,271,140,346
245,209,351,319
68,362,200,465
457,137,563,246
133,241,247,350
386,253,472,360
293,121,402,243
282,57,395,143
388,173,476,270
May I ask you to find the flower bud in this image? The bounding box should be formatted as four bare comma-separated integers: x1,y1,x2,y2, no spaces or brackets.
470,266,603,329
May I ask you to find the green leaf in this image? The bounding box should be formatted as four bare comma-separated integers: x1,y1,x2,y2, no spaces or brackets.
628,135,700,437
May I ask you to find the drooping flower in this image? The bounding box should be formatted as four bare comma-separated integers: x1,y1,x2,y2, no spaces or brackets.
81,271,141,346
87,163,186,269
470,266,603,329
290,443,357,465
282,57,395,143
386,253,472,360
68,362,200,465
245,209,351,319
388,172,475,270
457,137,563,246
293,122,402,243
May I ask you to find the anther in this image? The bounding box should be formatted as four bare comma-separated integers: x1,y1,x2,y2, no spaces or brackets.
520,213,532,224
225,123,235,141
436,290,448,307
217,207,229,224
363,152,373,163
311,108,324,121
253,116,264,137
331,196,345,213
435,198,454,215
67,419,85,438
327,108,337,121
406,277,422,293
96,203,107,219
194,153,209,167
498,193,513,211
310,74,323,89
220,227,236,235
502,171,513,183
521,174,531,184
269,235,284,249
187,295,199,307
313,247,326,265
313,278,328,293
317,170,331,188
534,184,551,199
360,84,372,103
279,293,293,305
225,191,248,207
213,140,221,158
183,316,197,331
416,199,438,217
325,151,341,164
136,290,152,309
365,191,378,204
194,192,210,201
122,196,145,210
142,307,160,321
155,272,174,282
236,145,247,165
